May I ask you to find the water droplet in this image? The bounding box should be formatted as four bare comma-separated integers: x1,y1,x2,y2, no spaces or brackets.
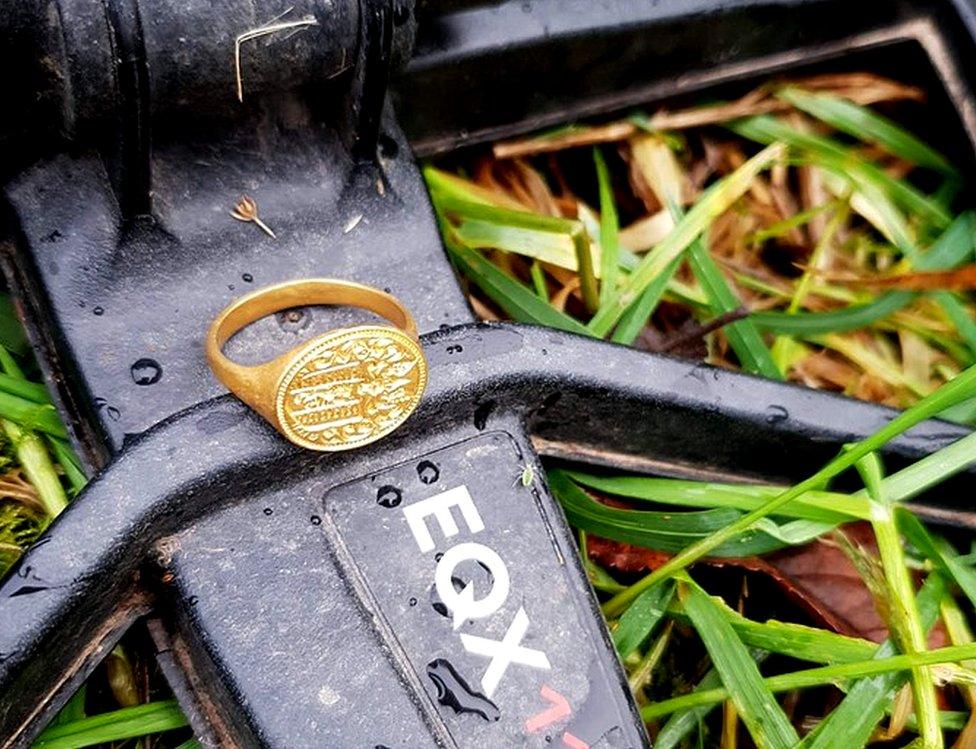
429,562,493,618
263,507,273,516
188,595,199,606
446,344,463,354
242,273,254,283
416,460,439,484
277,307,311,332
426,659,500,721
376,485,401,508
130,358,162,386
378,134,399,159
429,585,448,617
408,597,418,607
766,404,789,424
310,515,322,525
473,401,495,431
95,397,122,421
93,306,104,316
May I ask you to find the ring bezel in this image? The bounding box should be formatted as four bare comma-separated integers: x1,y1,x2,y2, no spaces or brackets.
273,325,428,452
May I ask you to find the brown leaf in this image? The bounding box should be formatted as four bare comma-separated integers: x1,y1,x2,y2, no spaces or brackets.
587,535,673,574
494,122,638,160
761,524,889,642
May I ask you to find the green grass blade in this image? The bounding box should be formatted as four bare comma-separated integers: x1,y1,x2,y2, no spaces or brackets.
627,136,779,376
436,190,605,296
0,351,70,517
529,260,548,301
687,240,781,378
787,199,850,314
587,143,786,336
676,601,876,665
0,394,66,439
422,165,525,209
565,470,867,522
574,225,600,314
654,656,769,749
612,580,675,659
437,196,595,275
3,421,67,517
445,243,591,335
0,372,51,405
856,453,941,749
642,640,976,722
933,290,976,361
0,296,29,357
898,509,976,611
751,211,975,334
32,700,188,749
777,87,957,175
609,257,680,344
750,292,914,335
51,686,87,726
603,362,976,617
594,147,620,307
801,572,947,749
657,581,942,747
548,469,827,555
882,430,976,503
676,573,800,749
750,201,838,245
731,116,950,229
48,437,88,494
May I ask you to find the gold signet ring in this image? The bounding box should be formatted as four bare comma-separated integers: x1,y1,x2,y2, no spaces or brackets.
205,279,428,452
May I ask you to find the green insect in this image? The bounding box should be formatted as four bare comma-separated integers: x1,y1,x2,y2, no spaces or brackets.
513,462,535,487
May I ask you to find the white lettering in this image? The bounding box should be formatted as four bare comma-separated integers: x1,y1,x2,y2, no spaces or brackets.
435,542,510,631
403,486,485,553
459,607,551,698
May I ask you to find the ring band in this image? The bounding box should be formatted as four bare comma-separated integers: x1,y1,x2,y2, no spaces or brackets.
205,279,428,452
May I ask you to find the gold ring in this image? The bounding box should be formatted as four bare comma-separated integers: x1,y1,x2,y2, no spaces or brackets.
205,279,428,452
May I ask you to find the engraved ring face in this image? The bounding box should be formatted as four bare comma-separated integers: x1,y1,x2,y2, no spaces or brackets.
274,326,428,452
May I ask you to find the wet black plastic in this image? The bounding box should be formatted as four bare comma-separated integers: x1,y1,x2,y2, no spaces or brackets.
1,1,976,748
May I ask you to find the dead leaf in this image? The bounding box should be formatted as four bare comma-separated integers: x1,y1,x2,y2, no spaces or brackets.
619,210,675,252
587,535,673,574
